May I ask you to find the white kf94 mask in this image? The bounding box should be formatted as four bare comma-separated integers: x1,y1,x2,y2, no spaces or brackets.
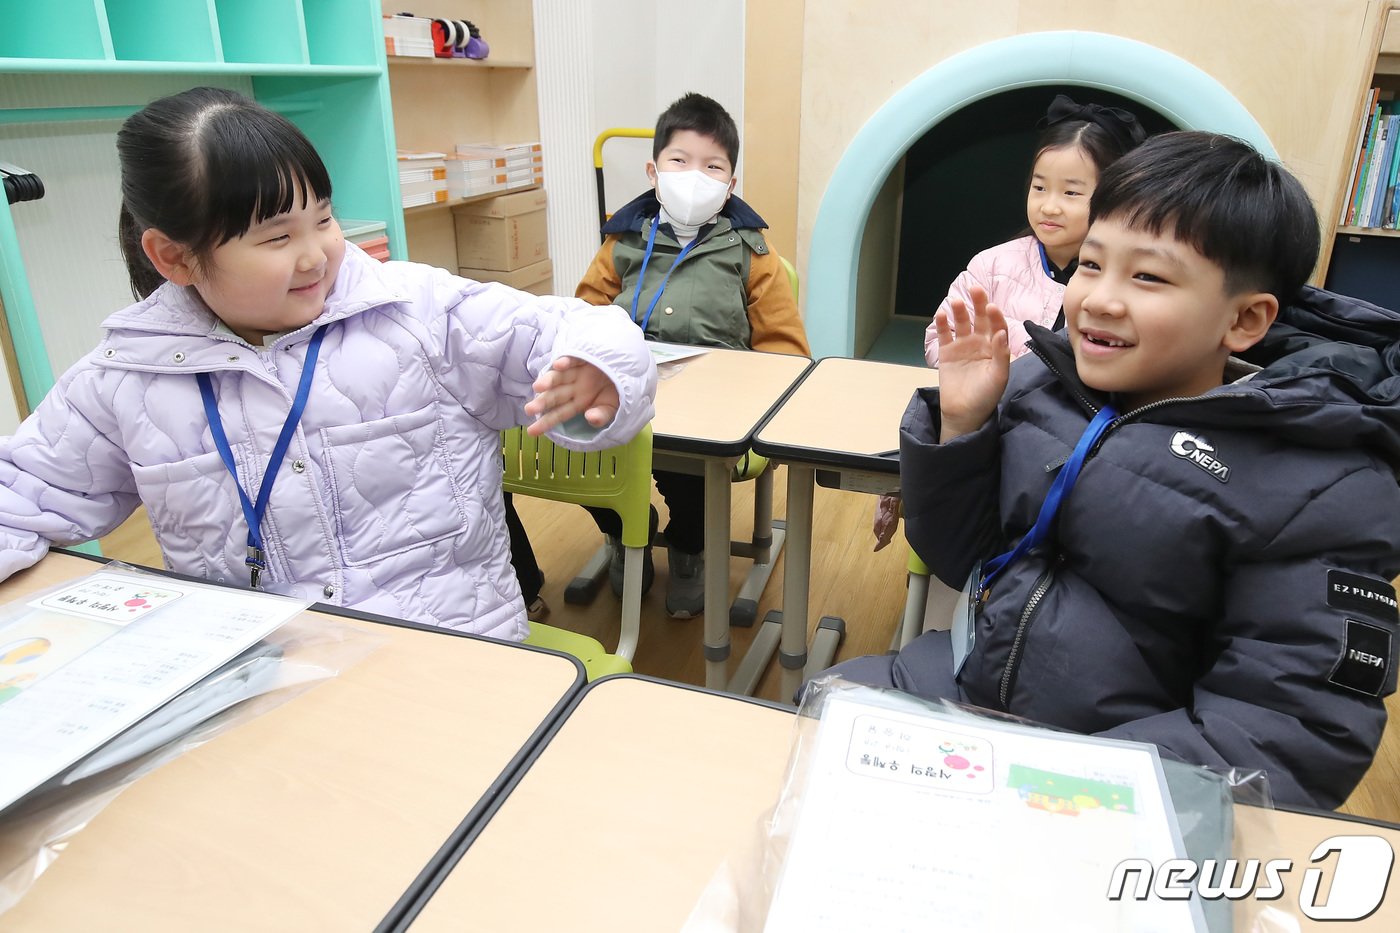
654,169,731,227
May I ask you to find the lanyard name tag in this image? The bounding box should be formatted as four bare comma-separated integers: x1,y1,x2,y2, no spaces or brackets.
951,560,981,677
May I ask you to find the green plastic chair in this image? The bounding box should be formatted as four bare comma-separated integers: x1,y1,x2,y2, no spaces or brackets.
524,623,632,681
897,550,932,650
502,424,653,668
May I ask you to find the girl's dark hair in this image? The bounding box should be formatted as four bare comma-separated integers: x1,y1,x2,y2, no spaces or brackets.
1089,131,1320,304
116,86,332,299
1032,94,1147,178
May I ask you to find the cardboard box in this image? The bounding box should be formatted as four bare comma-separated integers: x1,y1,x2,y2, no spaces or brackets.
453,188,548,271
459,258,554,296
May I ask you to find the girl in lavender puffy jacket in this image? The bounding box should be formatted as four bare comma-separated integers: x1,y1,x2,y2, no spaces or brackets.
875,95,1145,550
0,87,657,641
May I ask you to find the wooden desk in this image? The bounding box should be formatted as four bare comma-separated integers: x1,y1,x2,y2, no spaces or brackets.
649,348,812,692
403,676,794,931
400,676,1400,931
752,357,936,700
0,552,584,931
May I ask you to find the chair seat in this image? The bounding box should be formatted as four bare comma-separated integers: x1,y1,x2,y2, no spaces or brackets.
526,621,632,681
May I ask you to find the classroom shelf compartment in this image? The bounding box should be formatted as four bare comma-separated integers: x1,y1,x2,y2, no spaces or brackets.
214,0,309,66
303,0,382,67
0,0,113,61
105,0,222,64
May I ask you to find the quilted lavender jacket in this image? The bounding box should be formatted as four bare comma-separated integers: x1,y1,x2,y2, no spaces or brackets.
925,235,1065,366
0,245,657,640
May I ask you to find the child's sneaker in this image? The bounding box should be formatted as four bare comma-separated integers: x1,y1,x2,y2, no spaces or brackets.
665,547,705,619
525,595,549,622
607,535,654,597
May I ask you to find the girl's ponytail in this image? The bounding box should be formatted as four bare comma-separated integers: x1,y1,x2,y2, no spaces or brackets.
118,201,163,300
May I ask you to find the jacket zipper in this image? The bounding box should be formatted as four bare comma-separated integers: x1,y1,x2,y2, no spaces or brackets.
998,563,1055,708
1086,392,1254,457
1028,344,1100,415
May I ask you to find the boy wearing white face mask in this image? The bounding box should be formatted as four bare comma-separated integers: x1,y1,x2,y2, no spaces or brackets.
576,92,808,619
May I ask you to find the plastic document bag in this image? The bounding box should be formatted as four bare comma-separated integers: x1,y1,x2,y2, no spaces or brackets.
761,683,1205,933
0,564,309,812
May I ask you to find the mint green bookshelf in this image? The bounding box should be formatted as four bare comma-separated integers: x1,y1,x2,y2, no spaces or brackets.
0,0,407,416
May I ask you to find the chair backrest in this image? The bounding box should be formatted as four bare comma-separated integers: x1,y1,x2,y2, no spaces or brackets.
779,255,799,303
501,424,654,549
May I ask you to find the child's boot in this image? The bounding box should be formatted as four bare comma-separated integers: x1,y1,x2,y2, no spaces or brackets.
607,534,654,598
665,546,705,619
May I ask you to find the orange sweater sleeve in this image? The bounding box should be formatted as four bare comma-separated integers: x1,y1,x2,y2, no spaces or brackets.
575,235,623,306
747,242,810,356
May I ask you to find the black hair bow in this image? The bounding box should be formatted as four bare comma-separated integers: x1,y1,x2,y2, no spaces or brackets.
1040,93,1145,151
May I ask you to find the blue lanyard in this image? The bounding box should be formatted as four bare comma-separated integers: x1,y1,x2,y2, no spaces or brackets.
978,404,1118,596
630,219,700,333
197,324,329,589
1036,240,1055,278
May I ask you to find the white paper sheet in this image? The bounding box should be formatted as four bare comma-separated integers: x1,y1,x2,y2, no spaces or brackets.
0,569,307,811
763,691,1204,932
647,341,713,366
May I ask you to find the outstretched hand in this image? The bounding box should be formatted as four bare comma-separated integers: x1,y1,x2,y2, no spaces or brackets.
933,285,1010,442
525,356,620,436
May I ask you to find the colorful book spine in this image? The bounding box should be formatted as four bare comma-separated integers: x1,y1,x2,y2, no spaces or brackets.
1382,115,1400,228
1367,115,1396,227
1351,98,1384,226
1342,87,1379,226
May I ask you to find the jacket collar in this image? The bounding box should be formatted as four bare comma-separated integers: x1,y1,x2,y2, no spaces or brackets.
97,245,406,367
602,189,768,236
1025,287,1400,464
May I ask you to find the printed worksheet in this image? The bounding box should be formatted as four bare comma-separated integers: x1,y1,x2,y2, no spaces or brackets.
0,569,307,811
763,690,1204,932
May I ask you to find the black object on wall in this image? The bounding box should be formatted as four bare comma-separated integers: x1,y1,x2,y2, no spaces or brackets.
1,159,45,205
894,86,1175,319
1324,234,1400,314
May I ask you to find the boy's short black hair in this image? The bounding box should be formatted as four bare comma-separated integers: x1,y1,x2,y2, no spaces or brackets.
1089,131,1319,303
653,93,739,168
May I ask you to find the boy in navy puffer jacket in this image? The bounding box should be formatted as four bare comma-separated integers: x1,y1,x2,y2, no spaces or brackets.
825,132,1400,810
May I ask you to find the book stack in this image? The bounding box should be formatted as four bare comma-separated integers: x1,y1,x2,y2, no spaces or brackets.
446,155,509,199
1340,87,1400,229
397,151,448,209
382,14,434,57
340,219,389,263
454,142,544,195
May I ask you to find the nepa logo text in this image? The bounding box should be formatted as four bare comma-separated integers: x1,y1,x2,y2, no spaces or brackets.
1170,432,1230,483
1350,648,1387,667
1108,835,1394,921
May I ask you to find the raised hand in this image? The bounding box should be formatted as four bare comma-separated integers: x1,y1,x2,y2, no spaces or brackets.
933,285,1010,442
525,356,620,436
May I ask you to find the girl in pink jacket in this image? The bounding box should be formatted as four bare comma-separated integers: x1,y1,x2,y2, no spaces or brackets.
925,94,1147,365
0,88,656,641
876,95,1144,549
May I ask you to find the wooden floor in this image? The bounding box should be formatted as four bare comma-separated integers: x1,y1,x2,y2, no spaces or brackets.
99,465,1400,824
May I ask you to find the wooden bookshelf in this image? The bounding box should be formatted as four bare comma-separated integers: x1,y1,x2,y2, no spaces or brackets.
381,1,542,269
403,185,542,216
1321,1,1400,310
388,54,532,70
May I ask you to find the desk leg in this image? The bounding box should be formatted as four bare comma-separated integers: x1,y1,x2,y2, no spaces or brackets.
729,467,785,627
778,463,815,703
703,458,732,690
